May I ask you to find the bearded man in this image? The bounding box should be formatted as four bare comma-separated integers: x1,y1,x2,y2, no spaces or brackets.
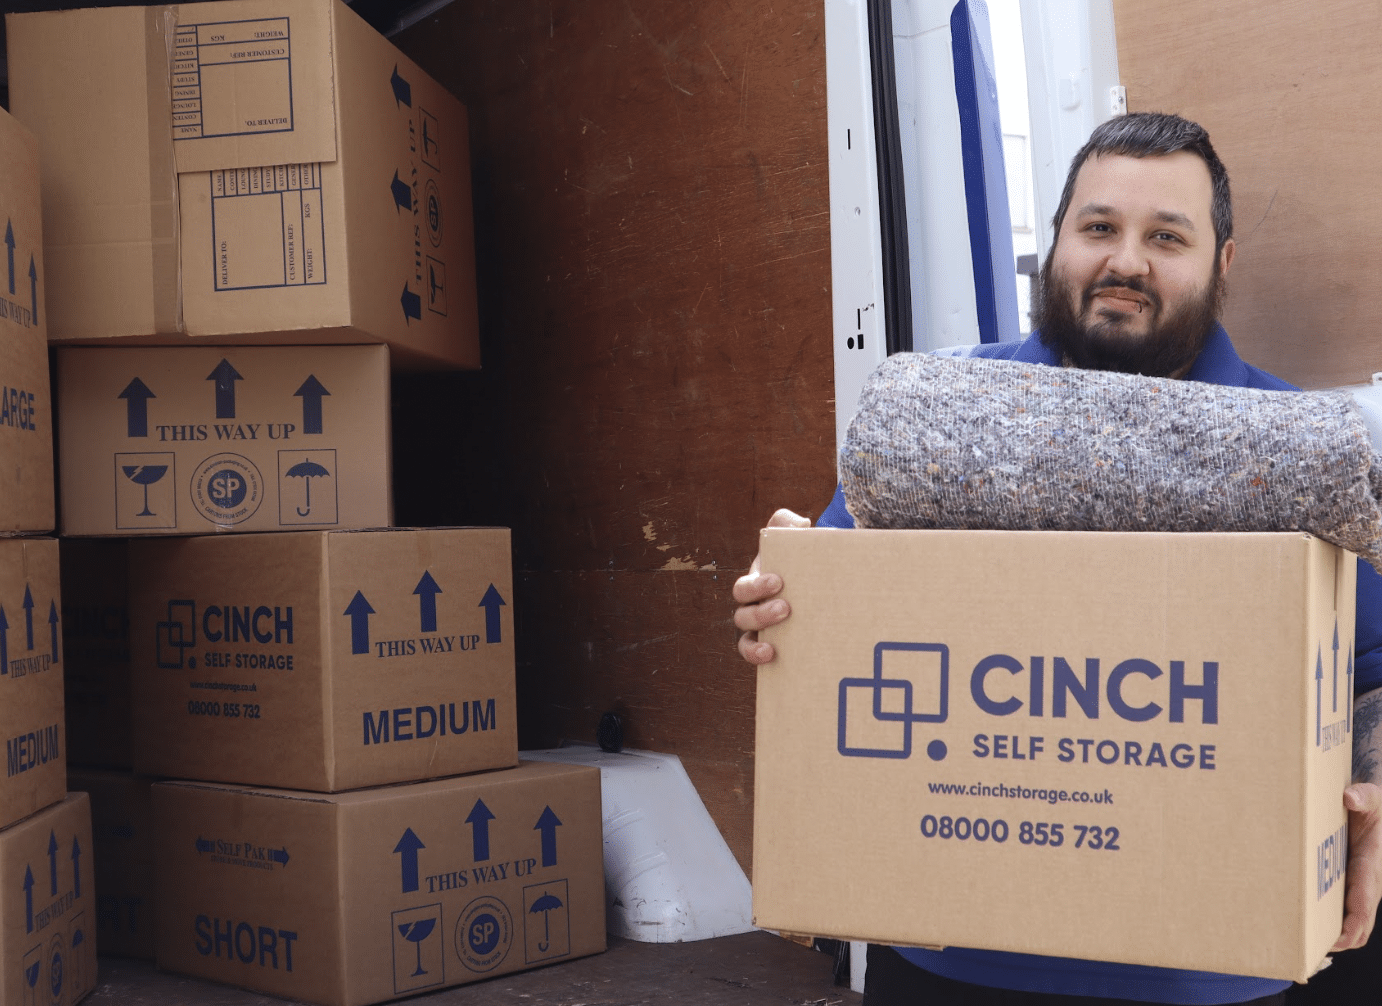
734,112,1382,1005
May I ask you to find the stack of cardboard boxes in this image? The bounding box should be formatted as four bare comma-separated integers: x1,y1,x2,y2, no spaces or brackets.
0,105,99,1006
5,2,606,1004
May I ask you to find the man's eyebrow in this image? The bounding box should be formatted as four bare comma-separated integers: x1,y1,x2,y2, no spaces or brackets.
1152,209,1196,230
1073,202,1117,219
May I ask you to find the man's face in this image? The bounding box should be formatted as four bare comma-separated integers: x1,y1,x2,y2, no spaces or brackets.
1034,151,1233,377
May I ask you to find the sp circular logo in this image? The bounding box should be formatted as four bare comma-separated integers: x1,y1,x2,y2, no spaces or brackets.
454,896,512,973
47,934,65,1005
425,178,443,247
191,453,264,526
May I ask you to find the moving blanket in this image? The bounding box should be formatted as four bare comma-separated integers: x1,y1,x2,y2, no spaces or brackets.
840,353,1382,572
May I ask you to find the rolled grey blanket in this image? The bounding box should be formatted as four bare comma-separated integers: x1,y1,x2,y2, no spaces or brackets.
840,353,1382,572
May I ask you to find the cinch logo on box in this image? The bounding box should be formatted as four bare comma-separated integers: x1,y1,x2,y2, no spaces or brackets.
156,599,294,669
838,641,1221,766
839,630,1351,768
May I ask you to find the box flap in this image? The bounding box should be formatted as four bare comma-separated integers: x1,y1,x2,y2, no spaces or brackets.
6,5,183,339
171,0,339,173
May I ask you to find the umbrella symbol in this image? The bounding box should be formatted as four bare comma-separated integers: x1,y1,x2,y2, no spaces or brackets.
529,892,564,952
24,961,39,989
397,917,436,977
121,464,168,516
285,459,330,517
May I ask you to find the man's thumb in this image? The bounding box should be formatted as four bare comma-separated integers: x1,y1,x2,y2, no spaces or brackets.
768,508,812,529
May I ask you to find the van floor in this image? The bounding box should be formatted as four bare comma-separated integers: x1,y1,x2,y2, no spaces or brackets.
86,931,860,1006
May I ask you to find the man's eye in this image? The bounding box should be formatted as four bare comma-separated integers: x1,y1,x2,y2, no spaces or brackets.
1153,232,1181,243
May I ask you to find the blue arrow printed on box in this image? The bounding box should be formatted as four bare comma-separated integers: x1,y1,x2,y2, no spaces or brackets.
294,375,330,435
23,586,34,651
534,807,561,868
466,799,494,862
47,830,57,896
391,171,412,212
345,592,375,655
479,585,506,644
71,837,82,898
391,66,412,107
394,828,425,893
414,572,442,634
118,378,155,438
207,360,242,419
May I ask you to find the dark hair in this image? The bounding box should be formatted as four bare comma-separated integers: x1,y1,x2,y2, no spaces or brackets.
1050,112,1233,259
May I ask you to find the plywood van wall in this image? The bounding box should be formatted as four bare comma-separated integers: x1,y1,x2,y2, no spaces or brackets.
1113,0,1382,390
393,1,836,873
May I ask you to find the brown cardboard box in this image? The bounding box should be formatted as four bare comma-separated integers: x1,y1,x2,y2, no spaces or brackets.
0,793,97,1006
55,345,392,537
152,761,606,1006
753,529,1356,982
130,528,517,791
66,770,155,960
0,107,55,533
6,0,479,371
0,537,65,832
61,540,133,769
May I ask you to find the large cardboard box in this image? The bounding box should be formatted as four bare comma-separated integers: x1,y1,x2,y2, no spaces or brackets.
753,529,1357,982
0,794,97,1005
130,528,517,791
61,540,133,769
152,762,605,1006
55,345,392,537
0,537,65,833
67,770,155,960
6,0,479,371
0,107,55,533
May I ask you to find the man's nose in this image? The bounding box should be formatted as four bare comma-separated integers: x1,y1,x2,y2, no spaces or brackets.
1105,234,1151,278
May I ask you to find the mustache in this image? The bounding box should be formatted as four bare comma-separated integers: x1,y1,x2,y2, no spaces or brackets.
1083,276,1159,314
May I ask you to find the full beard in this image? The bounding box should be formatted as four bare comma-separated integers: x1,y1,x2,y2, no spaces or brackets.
1033,257,1225,378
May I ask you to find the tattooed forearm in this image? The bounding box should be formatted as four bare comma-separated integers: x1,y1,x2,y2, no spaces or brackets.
1353,690,1382,784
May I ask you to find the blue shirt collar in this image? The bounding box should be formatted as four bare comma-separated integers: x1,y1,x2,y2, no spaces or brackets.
1181,323,1251,386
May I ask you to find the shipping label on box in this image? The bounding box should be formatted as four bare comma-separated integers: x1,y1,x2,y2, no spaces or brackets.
130,528,516,792
753,529,1355,982
152,762,605,1006
55,344,391,536
7,0,479,370
0,793,97,1006
67,770,155,960
0,107,55,533
61,540,133,769
0,538,65,832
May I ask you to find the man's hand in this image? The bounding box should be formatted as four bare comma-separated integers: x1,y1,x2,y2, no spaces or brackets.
733,508,811,665
1334,782,1382,951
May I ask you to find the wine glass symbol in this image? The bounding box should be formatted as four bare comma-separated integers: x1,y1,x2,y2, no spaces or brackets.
397,917,436,977
121,465,168,516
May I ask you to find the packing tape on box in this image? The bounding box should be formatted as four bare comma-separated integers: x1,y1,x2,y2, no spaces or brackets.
840,353,1382,571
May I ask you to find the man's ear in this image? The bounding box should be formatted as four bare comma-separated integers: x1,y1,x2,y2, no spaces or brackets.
1219,238,1236,277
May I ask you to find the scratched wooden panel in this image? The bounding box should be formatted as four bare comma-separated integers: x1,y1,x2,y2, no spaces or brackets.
393,1,836,873
1112,0,1382,390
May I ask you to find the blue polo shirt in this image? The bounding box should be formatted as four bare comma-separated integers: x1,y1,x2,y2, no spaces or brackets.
819,325,1382,1003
